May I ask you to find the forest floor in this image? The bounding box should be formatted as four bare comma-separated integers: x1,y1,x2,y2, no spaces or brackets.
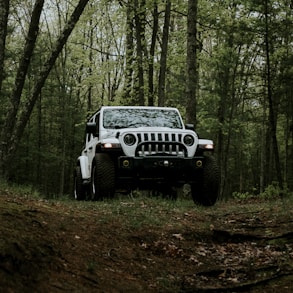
0,186,293,292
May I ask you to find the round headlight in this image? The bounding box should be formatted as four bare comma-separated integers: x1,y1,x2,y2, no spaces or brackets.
124,134,136,146
183,134,194,146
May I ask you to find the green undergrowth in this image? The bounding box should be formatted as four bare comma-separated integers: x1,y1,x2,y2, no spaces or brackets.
0,179,42,198
232,182,293,200
60,193,210,231
1,179,292,231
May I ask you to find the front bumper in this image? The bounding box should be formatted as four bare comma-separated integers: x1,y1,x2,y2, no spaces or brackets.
117,155,205,184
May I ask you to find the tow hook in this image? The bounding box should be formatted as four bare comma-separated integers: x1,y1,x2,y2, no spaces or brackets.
163,160,169,167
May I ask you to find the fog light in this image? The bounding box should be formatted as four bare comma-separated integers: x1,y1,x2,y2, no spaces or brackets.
123,160,130,167
103,143,112,148
196,160,202,167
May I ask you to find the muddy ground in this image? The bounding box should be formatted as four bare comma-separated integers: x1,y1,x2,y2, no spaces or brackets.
0,190,293,292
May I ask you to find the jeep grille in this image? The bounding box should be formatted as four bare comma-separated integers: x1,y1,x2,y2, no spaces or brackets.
135,133,187,157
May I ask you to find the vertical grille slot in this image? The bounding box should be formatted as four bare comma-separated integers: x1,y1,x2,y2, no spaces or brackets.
126,131,188,157
137,133,142,143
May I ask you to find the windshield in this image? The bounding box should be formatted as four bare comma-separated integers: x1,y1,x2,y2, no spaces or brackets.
103,108,183,129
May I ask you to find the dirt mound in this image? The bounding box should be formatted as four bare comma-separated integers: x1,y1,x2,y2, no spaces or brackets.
1,192,293,292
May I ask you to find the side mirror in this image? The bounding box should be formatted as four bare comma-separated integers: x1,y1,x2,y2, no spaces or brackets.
185,124,195,131
86,122,97,135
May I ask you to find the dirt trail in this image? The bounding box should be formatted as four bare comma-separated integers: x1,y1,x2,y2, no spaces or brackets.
1,192,293,292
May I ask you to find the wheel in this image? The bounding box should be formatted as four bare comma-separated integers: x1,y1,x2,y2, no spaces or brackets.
91,153,115,200
74,166,86,200
191,156,220,206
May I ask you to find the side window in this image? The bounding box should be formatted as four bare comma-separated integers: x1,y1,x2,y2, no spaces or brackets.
85,111,100,145
87,117,95,143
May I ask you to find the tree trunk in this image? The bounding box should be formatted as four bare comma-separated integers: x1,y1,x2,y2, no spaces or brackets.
158,0,171,107
260,98,267,193
134,0,146,105
0,0,90,177
264,0,283,191
87,17,94,112
0,0,9,94
123,1,134,104
148,1,158,106
185,0,197,126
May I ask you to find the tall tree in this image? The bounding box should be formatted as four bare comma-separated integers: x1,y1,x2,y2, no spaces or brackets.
0,0,9,94
147,0,158,106
185,0,197,126
134,0,146,105
122,0,135,104
158,0,171,107
264,0,283,191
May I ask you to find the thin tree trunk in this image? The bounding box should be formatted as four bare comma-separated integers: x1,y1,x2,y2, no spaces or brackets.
59,132,66,196
0,0,9,94
123,1,134,104
87,17,94,111
158,0,171,107
148,1,158,106
134,0,146,105
36,92,42,187
264,0,283,191
185,0,197,126
260,98,266,193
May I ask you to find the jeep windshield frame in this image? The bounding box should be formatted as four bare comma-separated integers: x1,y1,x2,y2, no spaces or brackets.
102,108,183,130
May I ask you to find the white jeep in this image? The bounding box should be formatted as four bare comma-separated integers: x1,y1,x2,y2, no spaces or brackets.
74,106,219,206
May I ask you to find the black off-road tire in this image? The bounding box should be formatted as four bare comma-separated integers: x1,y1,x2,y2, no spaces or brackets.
91,153,115,200
191,156,220,206
74,166,86,200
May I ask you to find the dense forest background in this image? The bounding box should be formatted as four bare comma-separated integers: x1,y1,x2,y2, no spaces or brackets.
0,0,292,198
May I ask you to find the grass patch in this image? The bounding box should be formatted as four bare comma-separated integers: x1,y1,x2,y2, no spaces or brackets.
83,195,202,230
1,179,293,231
0,179,41,198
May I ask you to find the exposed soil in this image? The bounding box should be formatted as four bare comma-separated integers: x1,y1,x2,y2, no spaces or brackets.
0,190,293,292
